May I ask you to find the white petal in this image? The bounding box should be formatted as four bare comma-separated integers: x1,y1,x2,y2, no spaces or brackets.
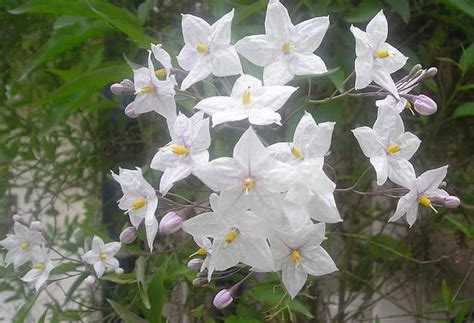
181,14,211,47
35,272,49,291
128,207,146,228
389,191,417,223
210,9,234,49
145,215,158,252
370,155,389,185
151,44,172,69
177,45,201,71
104,242,121,256
248,109,281,125
21,268,42,283
263,57,293,85
210,239,242,271
267,142,294,163
150,149,181,172
91,236,104,254
180,60,212,91
294,16,329,53
377,43,408,74
354,56,373,90
82,250,98,264
191,118,211,151
405,203,419,227
94,261,106,278
231,74,263,99
388,159,416,188
235,35,281,67
350,25,372,57
193,157,242,191
352,127,385,157
233,127,269,171
366,10,388,48
287,52,327,76
154,93,177,121
183,212,227,238
211,47,242,77
265,0,294,41
394,132,421,160
104,257,120,269
252,85,297,112
416,166,448,194
159,163,193,195
281,260,308,299
372,70,399,99
133,94,158,114
194,96,240,116
301,246,337,276
212,109,249,126
305,121,335,158
293,112,317,147
241,237,275,272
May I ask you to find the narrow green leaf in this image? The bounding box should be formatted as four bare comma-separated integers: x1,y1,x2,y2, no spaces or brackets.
135,256,151,309
13,292,40,323
460,43,474,72
107,299,148,323
385,0,410,23
368,234,411,261
441,279,454,312
436,57,462,69
453,102,474,118
445,216,473,238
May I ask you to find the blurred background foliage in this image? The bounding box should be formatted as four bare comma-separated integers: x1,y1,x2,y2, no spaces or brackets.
0,0,473,322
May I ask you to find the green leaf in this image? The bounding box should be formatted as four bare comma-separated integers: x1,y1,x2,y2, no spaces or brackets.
385,0,410,23
13,292,40,323
453,102,474,118
436,57,462,69
101,272,137,284
442,279,454,313
460,43,474,72
38,309,48,323
455,303,469,323
135,256,151,309
345,0,382,23
50,262,80,276
107,299,148,323
441,0,474,18
368,234,411,261
136,0,154,25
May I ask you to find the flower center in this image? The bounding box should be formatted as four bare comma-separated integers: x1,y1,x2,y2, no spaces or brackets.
155,68,167,78
34,262,45,270
196,43,207,53
100,253,108,261
242,89,251,106
139,84,154,94
387,144,401,154
282,42,291,53
291,146,303,159
132,198,146,210
419,194,438,214
170,144,189,155
242,177,255,195
19,242,28,250
197,247,207,256
224,228,240,244
291,249,301,263
374,49,389,58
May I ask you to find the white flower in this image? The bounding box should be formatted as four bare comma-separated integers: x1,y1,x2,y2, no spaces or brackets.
111,167,158,251
150,112,210,195
389,166,449,227
82,236,121,278
193,127,295,216
151,43,172,77
177,10,242,91
183,194,275,280
132,51,177,121
352,107,421,186
21,248,54,291
194,74,297,126
350,10,408,98
235,0,329,85
192,237,213,278
0,222,43,268
270,223,337,298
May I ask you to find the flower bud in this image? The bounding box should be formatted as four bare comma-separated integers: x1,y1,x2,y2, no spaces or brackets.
115,268,124,275
124,102,139,118
12,214,23,223
444,196,460,209
120,79,135,92
84,275,96,286
425,67,438,78
119,226,137,244
213,289,233,309
110,83,125,95
408,64,422,78
192,278,207,287
187,259,203,271
30,221,43,232
159,211,183,235
414,95,437,115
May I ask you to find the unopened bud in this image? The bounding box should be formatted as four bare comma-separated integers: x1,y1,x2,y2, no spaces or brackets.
196,271,207,278
159,211,183,235
115,268,124,275
414,95,437,115
119,226,137,244
444,196,460,209
12,214,23,223
187,259,203,270
213,289,233,309
30,221,42,232
110,83,125,95
425,67,438,78
124,102,139,118
408,64,422,78
192,278,207,287
110,79,134,95
84,275,96,286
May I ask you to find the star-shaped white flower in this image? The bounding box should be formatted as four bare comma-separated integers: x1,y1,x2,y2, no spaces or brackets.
350,10,408,98
132,51,177,121
270,223,337,298
150,112,210,195
177,10,242,91
183,193,275,280
235,0,329,85
21,248,54,291
194,74,297,126
111,167,158,251
82,236,121,278
0,222,44,268
389,166,449,227
352,107,421,186
193,127,295,216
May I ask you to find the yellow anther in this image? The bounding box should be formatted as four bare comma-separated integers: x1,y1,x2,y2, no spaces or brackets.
419,194,438,214
196,43,207,53
155,68,167,78
170,144,189,155
197,247,207,256
405,100,412,110
242,90,251,106
290,249,301,263
282,42,291,53
375,49,389,58
242,177,255,195
387,144,401,154
132,198,146,210
100,253,108,261
225,229,239,244
139,84,154,94
291,146,303,159
19,242,28,250
34,263,45,270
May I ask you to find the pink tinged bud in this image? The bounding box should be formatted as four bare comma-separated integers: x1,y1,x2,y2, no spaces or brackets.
30,221,43,232
115,268,124,275
444,196,461,209
124,102,139,118
119,226,137,244
414,95,437,115
426,67,438,78
187,259,203,271
12,214,22,222
192,278,207,286
120,79,134,92
213,289,233,309
110,83,125,95
84,275,96,286
159,211,183,235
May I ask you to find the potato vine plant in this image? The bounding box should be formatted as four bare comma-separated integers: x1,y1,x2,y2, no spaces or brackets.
0,0,462,321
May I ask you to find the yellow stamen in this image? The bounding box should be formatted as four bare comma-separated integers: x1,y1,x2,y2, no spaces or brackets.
170,144,189,155
132,198,146,210
197,247,207,256
242,177,255,195
196,43,207,53
19,242,28,250
291,249,301,263
282,42,291,53
419,195,438,214
405,100,416,116
34,263,45,270
242,90,251,106
139,84,154,94
225,229,239,244
387,144,401,154
375,49,389,58
100,253,108,261
291,146,303,159
155,68,167,78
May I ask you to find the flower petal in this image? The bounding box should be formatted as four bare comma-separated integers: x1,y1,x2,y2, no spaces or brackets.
211,47,242,77
352,127,385,157
263,57,293,85
180,60,212,91
181,14,211,47
193,157,242,191
301,246,337,276
294,16,329,53
281,260,308,299
288,52,327,76
265,0,294,41
235,35,281,67
159,163,193,195
416,166,448,194
366,10,388,48
370,155,389,185
210,9,234,49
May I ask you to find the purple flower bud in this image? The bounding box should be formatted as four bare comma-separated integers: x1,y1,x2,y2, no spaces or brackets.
110,83,125,95
30,221,43,232
120,79,135,92
115,268,124,275
414,95,437,115
119,226,137,244
192,278,207,287
425,67,438,78
159,211,183,235
124,102,139,118
187,259,203,271
213,289,233,309
444,196,461,209
84,275,96,286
